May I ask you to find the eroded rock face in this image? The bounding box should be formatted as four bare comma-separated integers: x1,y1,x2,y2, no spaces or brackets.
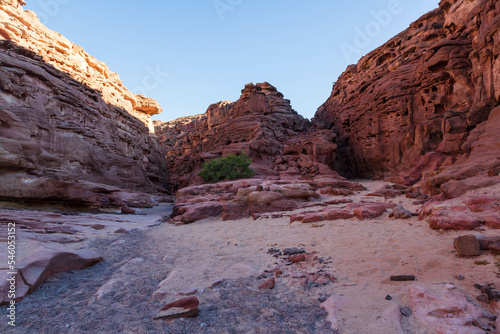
314,0,500,196
155,82,339,189
170,176,366,223
0,1,162,128
0,2,167,205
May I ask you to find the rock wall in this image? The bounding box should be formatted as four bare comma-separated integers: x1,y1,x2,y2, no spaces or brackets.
0,0,162,130
0,1,167,205
314,0,500,195
155,82,338,189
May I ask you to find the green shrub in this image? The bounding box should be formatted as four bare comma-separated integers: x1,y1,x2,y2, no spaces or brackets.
198,152,254,183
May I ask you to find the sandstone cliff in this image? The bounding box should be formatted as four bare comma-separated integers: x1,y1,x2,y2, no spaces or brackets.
0,0,166,206
0,0,161,131
314,0,500,196
155,82,338,189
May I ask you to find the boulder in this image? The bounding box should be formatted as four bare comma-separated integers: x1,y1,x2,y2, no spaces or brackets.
322,209,355,221
476,236,500,251
154,296,200,321
392,204,412,219
175,202,223,224
429,209,481,230
348,203,396,220
453,235,481,257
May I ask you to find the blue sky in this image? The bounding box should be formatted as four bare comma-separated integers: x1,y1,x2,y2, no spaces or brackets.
25,0,439,121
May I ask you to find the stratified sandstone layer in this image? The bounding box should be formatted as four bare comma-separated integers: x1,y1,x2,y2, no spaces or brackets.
0,0,162,130
314,0,500,197
155,82,338,189
0,1,166,205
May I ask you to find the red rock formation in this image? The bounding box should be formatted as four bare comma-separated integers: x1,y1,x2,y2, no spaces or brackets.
0,0,161,129
314,0,500,197
155,82,339,189
0,1,167,205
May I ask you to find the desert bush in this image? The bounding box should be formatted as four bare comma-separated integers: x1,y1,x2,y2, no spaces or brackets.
198,152,254,183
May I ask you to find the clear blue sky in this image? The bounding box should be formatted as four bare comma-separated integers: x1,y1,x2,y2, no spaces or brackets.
25,0,439,122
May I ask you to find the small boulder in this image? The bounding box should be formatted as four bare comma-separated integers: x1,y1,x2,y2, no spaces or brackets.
454,235,481,257
476,236,500,251
393,204,412,219
259,277,276,290
302,212,324,224
154,296,200,321
429,210,481,230
121,205,136,215
489,241,500,255
349,203,396,220
322,209,355,221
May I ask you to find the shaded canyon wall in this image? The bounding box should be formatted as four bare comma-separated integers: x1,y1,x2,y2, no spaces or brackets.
0,0,167,205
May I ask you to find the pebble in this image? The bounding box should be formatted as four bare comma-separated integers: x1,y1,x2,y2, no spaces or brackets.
385,295,392,300
283,248,306,256
390,275,416,281
400,306,413,317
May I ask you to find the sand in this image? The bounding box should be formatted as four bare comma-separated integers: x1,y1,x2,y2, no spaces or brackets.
1,180,499,333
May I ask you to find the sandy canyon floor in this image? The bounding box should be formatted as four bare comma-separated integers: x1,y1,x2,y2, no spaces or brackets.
1,181,499,334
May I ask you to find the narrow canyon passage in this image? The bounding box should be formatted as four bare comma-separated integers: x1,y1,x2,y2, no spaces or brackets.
2,181,499,333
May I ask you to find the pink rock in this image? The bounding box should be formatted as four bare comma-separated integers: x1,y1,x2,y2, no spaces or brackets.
114,228,128,234
289,254,306,263
302,212,324,224
175,202,223,224
155,296,200,321
392,204,412,219
408,284,484,334
429,210,481,230
289,213,307,224
259,277,276,290
0,3,165,206
348,202,396,220
221,202,250,221
121,205,136,215
322,209,355,221
482,211,500,229
321,294,348,331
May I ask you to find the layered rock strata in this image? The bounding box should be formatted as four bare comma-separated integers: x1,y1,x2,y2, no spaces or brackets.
0,1,167,205
155,82,338,189
314,0,500,197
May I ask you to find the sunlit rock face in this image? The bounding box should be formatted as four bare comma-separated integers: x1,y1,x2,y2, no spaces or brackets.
155,82,339,189
314,0,500,195
0,1,166,205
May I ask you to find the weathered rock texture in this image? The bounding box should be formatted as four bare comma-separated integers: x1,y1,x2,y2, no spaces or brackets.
314,0,500,197
155,82,338,189
0,1,167,205
0,0,162,129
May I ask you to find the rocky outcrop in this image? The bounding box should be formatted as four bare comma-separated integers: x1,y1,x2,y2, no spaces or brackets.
0,0,161,130
155,82,338,189
314,0,500,197
170,176,366,224
0,1,167,205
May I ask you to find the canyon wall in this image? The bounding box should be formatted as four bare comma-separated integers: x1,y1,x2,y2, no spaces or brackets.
0,0,166,205
314,0,500,196
155,82,339,189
